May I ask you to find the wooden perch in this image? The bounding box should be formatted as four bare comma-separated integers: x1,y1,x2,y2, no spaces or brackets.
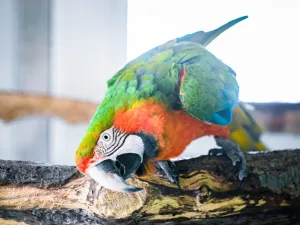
0,91,97,123
1,150,300,225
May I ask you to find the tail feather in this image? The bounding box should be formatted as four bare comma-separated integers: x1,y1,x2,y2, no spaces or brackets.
177,16,248,47
229,102,268,152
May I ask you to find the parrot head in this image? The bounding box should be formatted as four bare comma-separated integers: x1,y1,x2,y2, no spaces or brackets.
76,122,158,192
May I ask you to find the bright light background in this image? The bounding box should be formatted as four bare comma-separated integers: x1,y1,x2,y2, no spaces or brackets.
127,0,300,103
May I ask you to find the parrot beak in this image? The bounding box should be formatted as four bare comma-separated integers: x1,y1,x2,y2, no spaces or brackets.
86,153,143,193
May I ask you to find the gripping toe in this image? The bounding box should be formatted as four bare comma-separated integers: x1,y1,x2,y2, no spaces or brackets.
210,137,247,181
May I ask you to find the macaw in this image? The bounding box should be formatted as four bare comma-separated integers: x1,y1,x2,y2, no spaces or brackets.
75,16,250,192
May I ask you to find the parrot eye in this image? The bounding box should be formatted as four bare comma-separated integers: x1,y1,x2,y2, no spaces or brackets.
102,133,111,142
103,134,110,140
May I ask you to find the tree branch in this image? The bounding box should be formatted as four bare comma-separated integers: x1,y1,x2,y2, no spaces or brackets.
0,91,97,123
1,150,300,224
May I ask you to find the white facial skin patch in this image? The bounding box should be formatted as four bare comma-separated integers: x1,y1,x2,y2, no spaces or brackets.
93,126,144,164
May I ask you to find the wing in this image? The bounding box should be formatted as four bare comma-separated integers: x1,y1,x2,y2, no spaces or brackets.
177,16,247,125
178,42,238,125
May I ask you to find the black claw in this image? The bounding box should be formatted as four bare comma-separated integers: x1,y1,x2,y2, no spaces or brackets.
211,137,247,182
173,176,184,193
156,160,183,192
239,168,248,189
238,177,246,190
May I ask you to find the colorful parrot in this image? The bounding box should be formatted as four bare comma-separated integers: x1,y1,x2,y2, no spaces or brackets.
75,16,249,192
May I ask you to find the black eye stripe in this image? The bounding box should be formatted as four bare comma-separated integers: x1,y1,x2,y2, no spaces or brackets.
112,127,117,144
109,132,126,149
106,132,127,154
105,134,129,156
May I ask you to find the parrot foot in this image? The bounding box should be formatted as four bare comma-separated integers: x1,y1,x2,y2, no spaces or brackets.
155,160,183,192
209,137,247,181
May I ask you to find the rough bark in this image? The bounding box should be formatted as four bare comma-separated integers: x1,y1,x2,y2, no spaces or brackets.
1,149,300,225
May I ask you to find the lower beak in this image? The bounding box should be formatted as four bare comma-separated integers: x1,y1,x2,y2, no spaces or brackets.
86,153,143,193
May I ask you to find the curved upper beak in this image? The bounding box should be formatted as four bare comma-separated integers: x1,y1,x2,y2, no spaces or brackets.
86,153,143,193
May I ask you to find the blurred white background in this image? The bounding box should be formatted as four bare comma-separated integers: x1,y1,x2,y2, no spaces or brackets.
128,0,300,103
0,0,299,165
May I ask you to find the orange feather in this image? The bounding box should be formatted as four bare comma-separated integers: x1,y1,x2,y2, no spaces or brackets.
113,99,229,175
